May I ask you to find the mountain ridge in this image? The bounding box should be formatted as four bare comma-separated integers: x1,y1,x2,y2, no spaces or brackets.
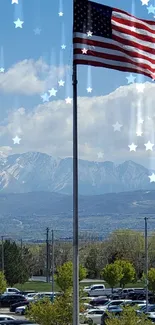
0,151,154,195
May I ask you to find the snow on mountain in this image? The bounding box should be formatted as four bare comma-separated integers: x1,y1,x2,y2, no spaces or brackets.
0,151,154,195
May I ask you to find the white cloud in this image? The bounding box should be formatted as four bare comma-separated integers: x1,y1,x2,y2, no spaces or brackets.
0,59,68,95
0,81,155,168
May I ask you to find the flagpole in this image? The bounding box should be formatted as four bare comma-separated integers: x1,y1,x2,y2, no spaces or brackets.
72,56,79,325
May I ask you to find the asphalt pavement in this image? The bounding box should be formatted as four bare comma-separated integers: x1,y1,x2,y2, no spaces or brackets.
0,308,26,320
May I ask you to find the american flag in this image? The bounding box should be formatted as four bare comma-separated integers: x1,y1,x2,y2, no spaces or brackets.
73,0,155,79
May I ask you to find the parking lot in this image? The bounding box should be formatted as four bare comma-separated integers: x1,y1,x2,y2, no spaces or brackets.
0,308,26,320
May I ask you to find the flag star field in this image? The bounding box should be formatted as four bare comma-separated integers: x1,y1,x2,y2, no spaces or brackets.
0,0,155,183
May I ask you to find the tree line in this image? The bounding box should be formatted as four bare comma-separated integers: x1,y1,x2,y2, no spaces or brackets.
1,229,155,286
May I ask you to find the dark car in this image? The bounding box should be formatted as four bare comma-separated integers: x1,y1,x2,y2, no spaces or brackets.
0,294,27,308
90,298,110,306
10,300,29,312
101,308,123,325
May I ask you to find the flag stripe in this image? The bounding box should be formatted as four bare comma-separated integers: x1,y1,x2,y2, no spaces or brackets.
74,42,155,68
73,57,151,78
73,1,155,78
74,49,154,74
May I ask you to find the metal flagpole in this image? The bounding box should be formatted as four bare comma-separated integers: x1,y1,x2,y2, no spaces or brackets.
72,5,79,321
144,217,148,312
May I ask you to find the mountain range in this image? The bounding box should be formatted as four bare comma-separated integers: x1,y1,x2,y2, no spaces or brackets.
0,151,154,195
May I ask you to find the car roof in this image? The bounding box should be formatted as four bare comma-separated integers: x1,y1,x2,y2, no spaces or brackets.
0,321,37,324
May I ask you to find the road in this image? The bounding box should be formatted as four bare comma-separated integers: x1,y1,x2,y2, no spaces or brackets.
0,308,26,320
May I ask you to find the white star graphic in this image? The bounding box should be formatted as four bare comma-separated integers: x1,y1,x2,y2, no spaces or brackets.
126,74,136,84
58,12,64,16
136,83,145,93
136,130,143,137
14,18,24,28
12,136,21,144
0,68,5,73
144,141,154,151
138,118,144,124
48,88,57,97
58,80,65,87
87,87,92,93
148,173,155,182
34,27,41,35
97,152,104,159
131,26,136,32
41,93,49,102
61,44,66,50
87,31,93,37
12,0,18,3
128,143,137,152
65,97,72,104
112,122,122,132
82,48,88,54
141,0,149,5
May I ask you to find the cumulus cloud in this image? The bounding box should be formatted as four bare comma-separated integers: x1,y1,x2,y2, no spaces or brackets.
0,81,155,168
0,59,68,95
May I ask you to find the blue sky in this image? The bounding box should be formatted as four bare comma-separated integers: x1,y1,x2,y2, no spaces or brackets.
0,0,154,98
0,0,155,171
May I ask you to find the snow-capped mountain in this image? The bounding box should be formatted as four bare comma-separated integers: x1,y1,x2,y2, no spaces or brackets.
0,151,154,195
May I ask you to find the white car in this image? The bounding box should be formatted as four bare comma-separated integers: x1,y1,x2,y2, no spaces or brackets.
101,299,132,311
25,292,37,301
4,287,21,294
15,305,27,315
80,308,104,324
84,284,106,297
0,315,15,320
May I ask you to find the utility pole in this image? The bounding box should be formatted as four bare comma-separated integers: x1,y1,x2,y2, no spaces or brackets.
20,239,23,290
52,230,54,294
1,236,4,273
145,217,148,312
46,228,50,283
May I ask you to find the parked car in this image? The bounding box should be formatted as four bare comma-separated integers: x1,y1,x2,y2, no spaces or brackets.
101,307,123,325
90,298,110,307
84,284,105,296
0,317,15,321
99,299,132,311
0,294,27,308
4,288,21,295
0,321,39,325
10,300,29,312
80,308,104,324
15,306,27,315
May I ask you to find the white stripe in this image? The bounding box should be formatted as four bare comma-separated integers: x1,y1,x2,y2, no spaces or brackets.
73,33,155,60
73,43,155,69
113,29,155,50
113,10,155,31
73,53,153,75
112,17,155,40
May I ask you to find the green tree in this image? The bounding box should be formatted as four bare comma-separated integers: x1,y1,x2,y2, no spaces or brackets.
0,240,32,286
114,260,135,288
56,261,87,292
148,268,155,294
105,306,152,325
27,294,73,325
102,263,123,292
85,246,100,278
0,272,7,294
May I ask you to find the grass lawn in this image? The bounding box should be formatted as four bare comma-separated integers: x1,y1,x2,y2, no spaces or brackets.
15,280,144,293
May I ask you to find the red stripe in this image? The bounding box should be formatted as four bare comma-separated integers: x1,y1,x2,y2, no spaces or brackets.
73,37,155,65
74,48,154,73
113,33,155,55
113,7,155,26
112,23,155,44
112,15,155,35
73,58,151,78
